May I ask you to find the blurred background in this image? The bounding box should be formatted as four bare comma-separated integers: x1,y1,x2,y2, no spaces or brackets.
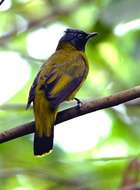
0,0,140,189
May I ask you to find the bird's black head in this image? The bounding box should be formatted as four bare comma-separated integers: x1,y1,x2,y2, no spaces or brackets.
57,28,97,51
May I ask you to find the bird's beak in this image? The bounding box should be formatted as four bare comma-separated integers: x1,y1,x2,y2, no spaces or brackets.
86,32,98,40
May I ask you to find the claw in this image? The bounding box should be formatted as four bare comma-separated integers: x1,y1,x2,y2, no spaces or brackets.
74,98,82,110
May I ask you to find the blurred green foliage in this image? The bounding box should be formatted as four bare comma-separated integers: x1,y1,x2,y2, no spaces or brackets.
1,0,140,189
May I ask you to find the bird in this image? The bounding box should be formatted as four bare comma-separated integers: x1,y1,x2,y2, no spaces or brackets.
26,28,97,156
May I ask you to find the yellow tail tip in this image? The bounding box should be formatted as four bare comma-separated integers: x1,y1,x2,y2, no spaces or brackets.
35,149,53,157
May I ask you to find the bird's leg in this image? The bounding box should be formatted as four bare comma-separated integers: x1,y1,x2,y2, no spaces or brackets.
74,98,83,109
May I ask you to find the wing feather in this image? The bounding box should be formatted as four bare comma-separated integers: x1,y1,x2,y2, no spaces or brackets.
26,72,40,109
43,55,88,108
27,53,88,109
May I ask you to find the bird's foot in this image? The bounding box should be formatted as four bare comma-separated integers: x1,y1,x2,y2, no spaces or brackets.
74,98,83,110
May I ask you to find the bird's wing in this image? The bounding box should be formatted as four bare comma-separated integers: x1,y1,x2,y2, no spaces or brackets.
43,55,88,109
26,72,40,109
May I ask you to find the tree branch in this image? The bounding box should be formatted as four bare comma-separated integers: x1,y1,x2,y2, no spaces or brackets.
1,85,140,144
0,0,5,6
0,104,28,111
0,0,90,45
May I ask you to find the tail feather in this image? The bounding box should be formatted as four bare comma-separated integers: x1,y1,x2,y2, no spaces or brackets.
33,92,57,156
34,127,54,156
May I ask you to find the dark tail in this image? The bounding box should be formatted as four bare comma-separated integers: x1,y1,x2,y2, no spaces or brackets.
34,127,54,156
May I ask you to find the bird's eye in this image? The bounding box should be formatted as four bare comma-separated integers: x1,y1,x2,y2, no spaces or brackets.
78,33,83,38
